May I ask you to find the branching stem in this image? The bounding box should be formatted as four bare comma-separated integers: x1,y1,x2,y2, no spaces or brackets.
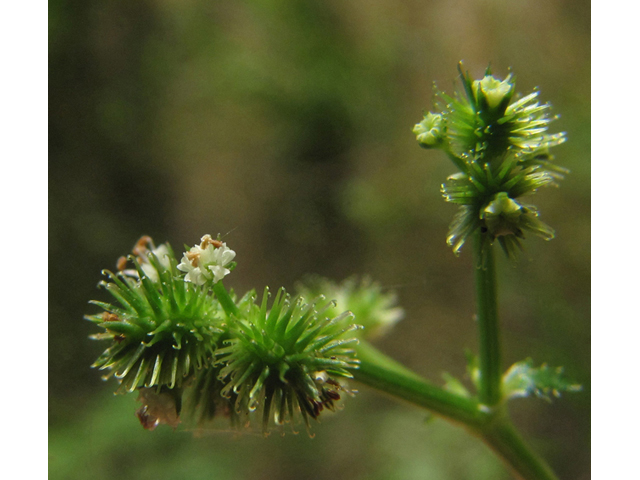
353,341,486,428
353,341,559,480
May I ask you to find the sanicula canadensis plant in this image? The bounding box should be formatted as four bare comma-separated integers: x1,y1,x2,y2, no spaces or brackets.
86,64,581,479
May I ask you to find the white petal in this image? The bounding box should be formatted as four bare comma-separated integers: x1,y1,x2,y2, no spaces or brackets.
220,247,236,265
199,244,217,265
208,265,230,284
153,244,172,269
141,263,159,283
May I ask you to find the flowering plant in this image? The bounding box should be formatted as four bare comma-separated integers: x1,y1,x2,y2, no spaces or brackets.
86,64,580,479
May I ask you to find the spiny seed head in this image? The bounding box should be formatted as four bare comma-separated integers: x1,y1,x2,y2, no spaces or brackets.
414,63,567,261
86,237,225,394
87,236,365,435
212,287,361,435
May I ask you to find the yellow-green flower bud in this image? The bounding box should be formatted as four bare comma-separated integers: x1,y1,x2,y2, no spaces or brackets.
472,75,515,113
480,193,555,261
482,192,524,238
413,112,444,149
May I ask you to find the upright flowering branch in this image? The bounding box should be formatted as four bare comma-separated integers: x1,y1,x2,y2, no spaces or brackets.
414,63,566,261
410,64,578,479
413,63,567,407
473,238,501,406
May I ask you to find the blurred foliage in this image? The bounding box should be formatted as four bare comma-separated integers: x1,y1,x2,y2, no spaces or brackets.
49,0,590,479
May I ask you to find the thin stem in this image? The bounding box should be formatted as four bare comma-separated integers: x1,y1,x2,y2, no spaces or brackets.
353,341,487,428
473,233,502,405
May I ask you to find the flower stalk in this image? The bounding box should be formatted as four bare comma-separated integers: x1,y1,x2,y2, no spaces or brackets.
353,340,486,428
480,418,559,480
407,63,577,479
474,235,502,406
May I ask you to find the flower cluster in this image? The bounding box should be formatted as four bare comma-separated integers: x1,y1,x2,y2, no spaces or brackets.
177,234,236,286
87,235,374,435
87,239,224,395
413,63,567,260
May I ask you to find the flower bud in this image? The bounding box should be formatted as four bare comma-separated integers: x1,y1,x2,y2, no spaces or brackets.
413,112,445,149
472,74,515,114
481,192,525,239
478,193,556,261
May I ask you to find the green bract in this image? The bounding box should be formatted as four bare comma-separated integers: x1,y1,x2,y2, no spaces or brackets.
502,358,582,402
414,63,567,260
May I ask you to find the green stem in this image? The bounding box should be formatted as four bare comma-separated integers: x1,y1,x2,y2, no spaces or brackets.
473,233,502,405
480,415,559,480
353,342,559,480
353,341,487,428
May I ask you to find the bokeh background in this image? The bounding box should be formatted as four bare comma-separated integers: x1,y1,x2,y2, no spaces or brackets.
49,0,590,479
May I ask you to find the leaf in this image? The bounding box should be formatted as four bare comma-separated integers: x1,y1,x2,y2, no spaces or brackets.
502,358,582,402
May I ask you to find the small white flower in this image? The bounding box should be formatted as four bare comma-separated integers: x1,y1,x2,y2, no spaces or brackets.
119,237,172,283
177,234,236,285
177,257,207,285
140,244,171,283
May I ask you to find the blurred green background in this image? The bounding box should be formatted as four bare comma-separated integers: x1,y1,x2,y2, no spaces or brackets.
49,0,590,478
